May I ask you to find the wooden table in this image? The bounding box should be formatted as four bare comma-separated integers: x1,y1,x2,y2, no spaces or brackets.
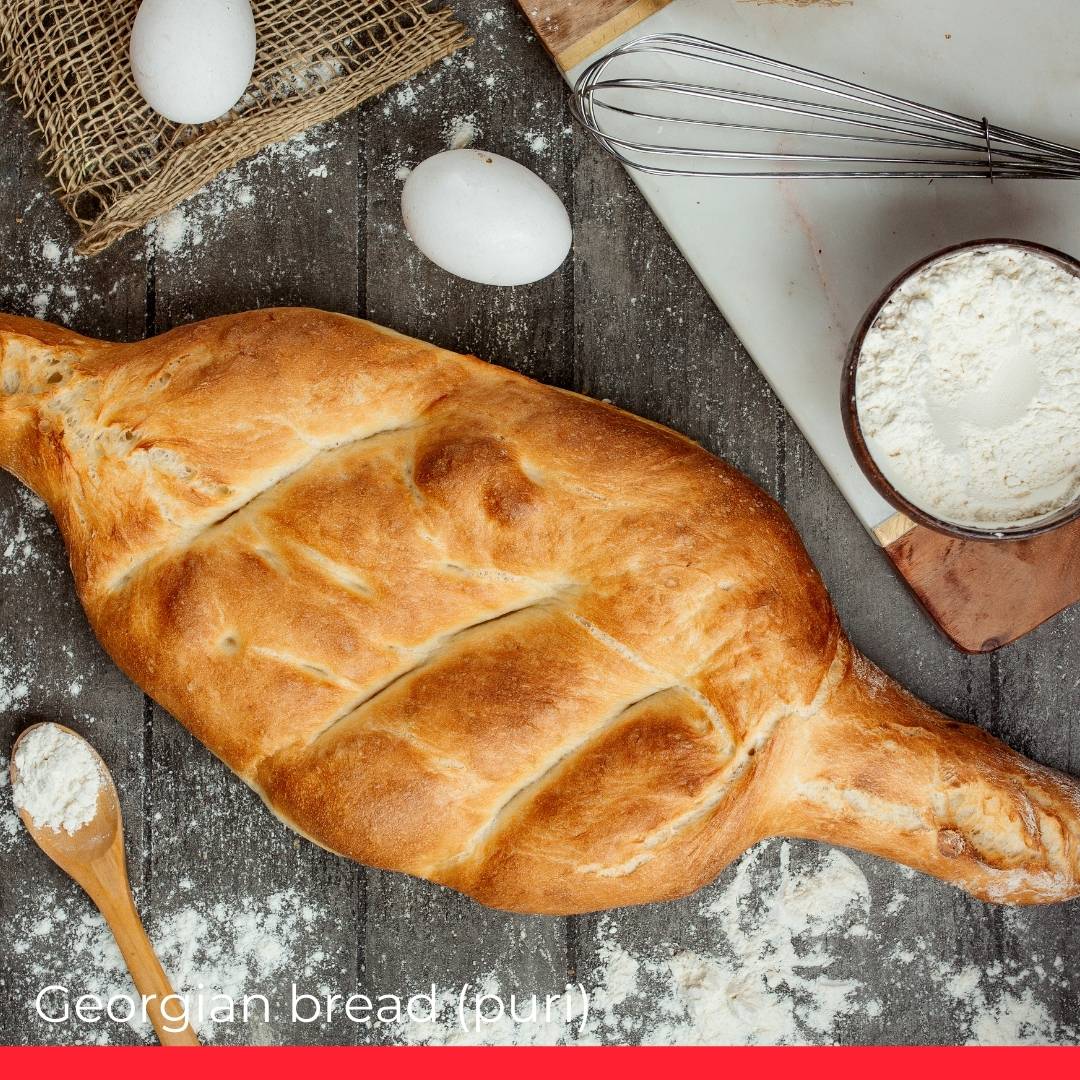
1,0,1077,1047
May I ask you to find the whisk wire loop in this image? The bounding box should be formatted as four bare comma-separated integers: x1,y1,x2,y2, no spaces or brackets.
572,34,1080,180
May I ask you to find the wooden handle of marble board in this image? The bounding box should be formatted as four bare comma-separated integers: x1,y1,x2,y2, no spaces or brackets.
517,0,673,71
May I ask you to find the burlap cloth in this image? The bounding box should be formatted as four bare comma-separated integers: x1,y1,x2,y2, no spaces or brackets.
0,2,469,255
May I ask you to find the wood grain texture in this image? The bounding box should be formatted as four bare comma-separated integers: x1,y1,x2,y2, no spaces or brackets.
873,511,917,547
360,5,569,1013
0,0,1077,1046
0,106,151,1047
885,519,1080,654
518,0,671,69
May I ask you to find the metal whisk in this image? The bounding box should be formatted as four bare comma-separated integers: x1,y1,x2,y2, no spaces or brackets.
572,33,1080,180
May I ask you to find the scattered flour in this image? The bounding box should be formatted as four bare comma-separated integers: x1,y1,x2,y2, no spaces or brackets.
445,114,480,150
967,990,1061,1045
146,125,341,257
523,130,550,156
378,8,571,190
0,487,50,579
944,967,1069,1046
2,235,86,323
151,208,204,256
396,844,872,1045
387,843,1077,1047
6,884,333,1045
0,484,103,829
0,666,31,714
1,822,1075,1045
11,723,103,834
0,754,20,849
394,84,418,110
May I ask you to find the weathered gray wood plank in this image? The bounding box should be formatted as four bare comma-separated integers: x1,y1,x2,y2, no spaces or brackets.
357,2,570,1033
984,610,1080,1037
0,0,1077,1046
146,111,365,1046
0,107,148,1044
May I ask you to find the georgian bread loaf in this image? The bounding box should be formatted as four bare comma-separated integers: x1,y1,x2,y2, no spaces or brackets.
2,308,1078,913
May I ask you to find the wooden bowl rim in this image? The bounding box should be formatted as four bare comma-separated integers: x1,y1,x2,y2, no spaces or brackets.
842,237,1080,543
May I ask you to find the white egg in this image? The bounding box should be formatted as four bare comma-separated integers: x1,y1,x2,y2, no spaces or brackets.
401,149,572,287
130,0,256,125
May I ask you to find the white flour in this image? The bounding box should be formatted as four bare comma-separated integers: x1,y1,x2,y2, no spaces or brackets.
0,754,20,847
145,127,339,257
397,845,872,1045
11,723,103,834
0,489,88,742
855,246,1080,529
3,838,1075,1045
393,842,1075,1047
445,115,480,150
7,884,333,1045
379,8,574,187
523,131,550,155
1,229,87,325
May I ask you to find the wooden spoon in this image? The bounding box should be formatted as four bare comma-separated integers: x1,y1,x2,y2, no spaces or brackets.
10,722,199,1046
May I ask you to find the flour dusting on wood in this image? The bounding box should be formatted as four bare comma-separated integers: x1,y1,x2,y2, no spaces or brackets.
3,834,1074,1045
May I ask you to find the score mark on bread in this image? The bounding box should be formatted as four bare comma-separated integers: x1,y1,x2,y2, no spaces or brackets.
1,308,1077,913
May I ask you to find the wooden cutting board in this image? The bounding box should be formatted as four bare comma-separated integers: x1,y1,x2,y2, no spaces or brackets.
520,0,671,70
518,0,1080,653
874,515,1080,654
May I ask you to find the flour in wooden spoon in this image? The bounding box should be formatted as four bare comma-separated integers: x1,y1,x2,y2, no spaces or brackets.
12,723,103,835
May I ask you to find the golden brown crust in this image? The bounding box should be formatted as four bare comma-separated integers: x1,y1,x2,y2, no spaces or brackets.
2,308,1078,913
769,648,1080,905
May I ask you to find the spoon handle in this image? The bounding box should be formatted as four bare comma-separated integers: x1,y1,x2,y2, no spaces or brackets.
85,834,200,1047
98,889,201,1046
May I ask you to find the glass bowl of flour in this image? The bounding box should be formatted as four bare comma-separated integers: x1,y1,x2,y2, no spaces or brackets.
844,239,1080,540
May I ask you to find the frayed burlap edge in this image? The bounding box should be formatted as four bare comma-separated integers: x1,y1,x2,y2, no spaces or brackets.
1,5,470,256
